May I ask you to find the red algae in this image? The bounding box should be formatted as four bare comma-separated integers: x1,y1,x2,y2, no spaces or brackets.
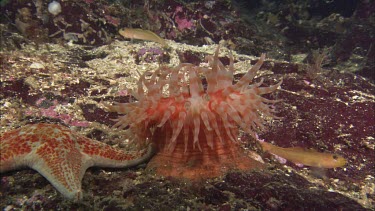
106,46,282,180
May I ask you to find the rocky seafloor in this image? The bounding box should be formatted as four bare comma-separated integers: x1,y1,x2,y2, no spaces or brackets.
1,0,374,210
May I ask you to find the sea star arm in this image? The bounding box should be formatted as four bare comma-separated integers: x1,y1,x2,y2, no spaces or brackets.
29,146,85,200
78,136,157,168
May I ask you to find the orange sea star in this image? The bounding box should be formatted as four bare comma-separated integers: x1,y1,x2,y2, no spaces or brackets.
0,123,155,201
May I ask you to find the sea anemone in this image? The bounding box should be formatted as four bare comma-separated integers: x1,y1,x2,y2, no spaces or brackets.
106,46,282,179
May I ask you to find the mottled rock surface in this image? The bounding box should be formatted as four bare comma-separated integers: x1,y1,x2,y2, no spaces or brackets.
1,0,373,210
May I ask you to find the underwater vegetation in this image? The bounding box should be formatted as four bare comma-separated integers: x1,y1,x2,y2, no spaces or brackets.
0,0,374,210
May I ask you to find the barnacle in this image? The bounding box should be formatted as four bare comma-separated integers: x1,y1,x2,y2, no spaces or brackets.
106,46,282,179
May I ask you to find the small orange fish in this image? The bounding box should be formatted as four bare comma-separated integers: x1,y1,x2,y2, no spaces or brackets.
119,28,167,47
260,141,346,168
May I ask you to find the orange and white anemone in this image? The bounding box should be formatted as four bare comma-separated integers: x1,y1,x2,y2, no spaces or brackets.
106,46,282,179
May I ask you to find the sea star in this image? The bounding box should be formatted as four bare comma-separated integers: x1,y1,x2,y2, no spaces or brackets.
0,123,155,201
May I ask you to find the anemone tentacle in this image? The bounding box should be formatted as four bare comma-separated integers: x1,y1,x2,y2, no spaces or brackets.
106,46,281,153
